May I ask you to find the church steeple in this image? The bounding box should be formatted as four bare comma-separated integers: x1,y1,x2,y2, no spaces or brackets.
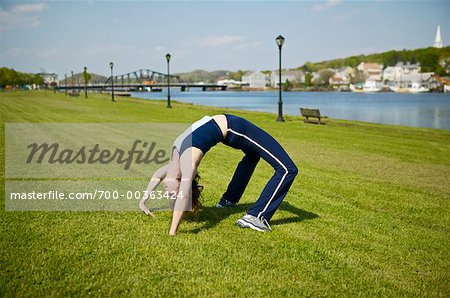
434,25,443,48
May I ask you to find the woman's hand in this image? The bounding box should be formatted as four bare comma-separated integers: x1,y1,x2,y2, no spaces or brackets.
143,210,156,219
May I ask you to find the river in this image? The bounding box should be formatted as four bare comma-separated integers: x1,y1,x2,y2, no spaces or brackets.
132,90,450,130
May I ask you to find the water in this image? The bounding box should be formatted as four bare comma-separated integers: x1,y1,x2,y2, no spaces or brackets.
132,90,450,130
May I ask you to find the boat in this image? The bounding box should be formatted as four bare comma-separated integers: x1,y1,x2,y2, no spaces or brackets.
115,92,131,97
390,82,429,93
349,84,364,93
350,81,381,93
144,86,162,92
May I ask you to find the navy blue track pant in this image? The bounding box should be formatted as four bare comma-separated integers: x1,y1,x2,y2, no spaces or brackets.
222,115,298,221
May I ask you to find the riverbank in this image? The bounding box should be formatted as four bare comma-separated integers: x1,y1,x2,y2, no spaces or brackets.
133,90,450,130
1,91,449,296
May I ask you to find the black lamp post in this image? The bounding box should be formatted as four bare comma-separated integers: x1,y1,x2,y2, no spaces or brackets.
276,35,285,122
110,62,115,102
71,70,74,89
64,74,67,96
83,66,88,98
166,53,172,108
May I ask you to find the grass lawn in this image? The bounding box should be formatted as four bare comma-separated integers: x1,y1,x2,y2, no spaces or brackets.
1,91,449,297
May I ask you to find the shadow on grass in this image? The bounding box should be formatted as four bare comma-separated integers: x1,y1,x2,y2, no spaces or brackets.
185,201,319,234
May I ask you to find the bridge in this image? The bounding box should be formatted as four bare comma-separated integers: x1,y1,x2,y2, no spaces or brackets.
58,68,227,92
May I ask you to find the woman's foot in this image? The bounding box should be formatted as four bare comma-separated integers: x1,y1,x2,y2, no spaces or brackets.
216,198,237,208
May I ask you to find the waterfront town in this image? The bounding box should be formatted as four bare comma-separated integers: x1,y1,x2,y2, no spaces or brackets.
221,27,450,93
3,27,450,93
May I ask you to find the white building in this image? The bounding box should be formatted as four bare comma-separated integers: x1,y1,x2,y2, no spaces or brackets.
398,72,435,89
38,73,59,86
270,70,304,87
434,25,443,48
383,62,421,83
396,62,421,74
241,71,268,88
383,66,403,82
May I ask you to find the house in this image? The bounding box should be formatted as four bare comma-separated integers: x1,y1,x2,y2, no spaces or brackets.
398,72,435,89
335,66,355,78
383,66,402,82
241,71,268,88
357,62,383,81
329,67,354,85
395,62,421,74
270,70,304,87
383,62,428,86
329,75,348,85
38,73,59,86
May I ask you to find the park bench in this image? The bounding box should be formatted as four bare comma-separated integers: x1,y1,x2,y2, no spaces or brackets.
67,90,80,97
300,108,327,124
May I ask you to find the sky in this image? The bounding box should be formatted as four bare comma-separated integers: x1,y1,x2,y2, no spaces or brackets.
0,0,449,78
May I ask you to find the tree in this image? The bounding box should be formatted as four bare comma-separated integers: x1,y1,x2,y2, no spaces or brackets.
418,52,439,72
83,70,92,86
82,68,91,98
304,73,313,87
282,79,293,91
32,74,44,85
300,62,316,73
351,71,367,84
229,70,245,81
0,67,44,89
316,69,334,86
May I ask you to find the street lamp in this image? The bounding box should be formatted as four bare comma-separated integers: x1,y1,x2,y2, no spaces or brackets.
110,62,115,102
64,74,67,96
83,66,88,98
276,35,285,122
166,53,172,108
71,70,74,89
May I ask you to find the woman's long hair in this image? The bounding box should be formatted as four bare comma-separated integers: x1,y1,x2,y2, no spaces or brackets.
191,173,203,213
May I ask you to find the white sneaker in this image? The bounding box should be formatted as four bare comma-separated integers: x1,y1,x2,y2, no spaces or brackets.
236,214,272,232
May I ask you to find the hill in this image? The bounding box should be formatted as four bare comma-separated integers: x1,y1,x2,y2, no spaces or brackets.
66,72,107,84
175,69,230,83
297,46,450,75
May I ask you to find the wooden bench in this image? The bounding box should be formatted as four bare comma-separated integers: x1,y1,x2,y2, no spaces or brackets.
300,108,327,124
67,90,80,97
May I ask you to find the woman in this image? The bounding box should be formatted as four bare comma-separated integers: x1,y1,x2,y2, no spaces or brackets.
139,114,298,235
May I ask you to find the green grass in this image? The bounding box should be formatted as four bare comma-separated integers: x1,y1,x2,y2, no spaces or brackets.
1,91,449,297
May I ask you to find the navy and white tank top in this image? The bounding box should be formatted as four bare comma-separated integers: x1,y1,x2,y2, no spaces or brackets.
173,116,223,156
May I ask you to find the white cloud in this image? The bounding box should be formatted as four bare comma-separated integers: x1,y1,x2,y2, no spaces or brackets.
198,35,246,48
10,3,47,14
331,9,360,21
5,43,146,63
0,3,47,32
313,0,342,12
154,46,166,53
232,40,262,52
5,47,33,57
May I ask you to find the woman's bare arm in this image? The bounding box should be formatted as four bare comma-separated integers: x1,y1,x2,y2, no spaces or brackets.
139,165,168,218
169,148,203,235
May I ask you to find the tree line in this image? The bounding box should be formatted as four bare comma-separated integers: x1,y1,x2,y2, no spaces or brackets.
0,67,44,88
